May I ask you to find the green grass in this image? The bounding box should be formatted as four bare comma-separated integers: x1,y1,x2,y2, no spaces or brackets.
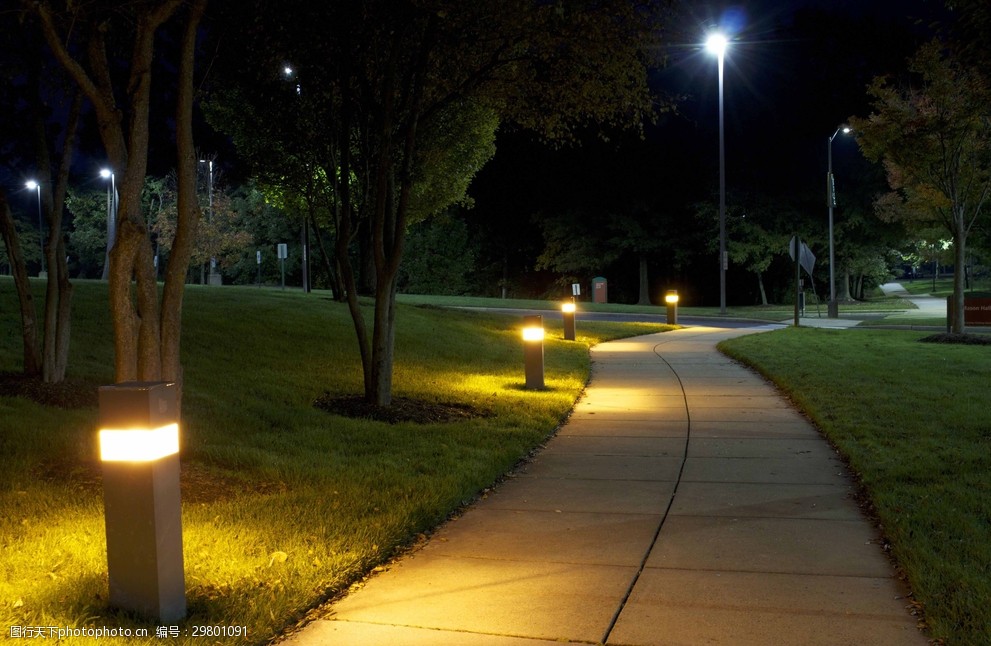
720,327,991,645
0,278,670,645
898,277,991,298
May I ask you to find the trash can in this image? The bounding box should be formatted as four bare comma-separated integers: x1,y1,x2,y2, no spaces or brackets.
592,277,607,303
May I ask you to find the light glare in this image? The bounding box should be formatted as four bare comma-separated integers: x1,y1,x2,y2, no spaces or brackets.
25,180,38,190
705,33,728,57
522,327,545,342
100,423,179,462
561,302,576,313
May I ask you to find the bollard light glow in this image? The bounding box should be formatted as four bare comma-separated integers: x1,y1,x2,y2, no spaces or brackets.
100,423,179,462
522,326,545,342
665,291,680,304
561,302,576,313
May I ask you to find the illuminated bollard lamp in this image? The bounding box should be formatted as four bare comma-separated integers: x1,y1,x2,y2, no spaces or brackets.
561,300,577,341
665,290,679,325
98,381,186,622
522,315,545,390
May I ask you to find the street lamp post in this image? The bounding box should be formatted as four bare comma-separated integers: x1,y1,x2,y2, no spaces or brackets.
100,169,116,281
827,126,851,318
705,32,729,315
199,159,221,286
25,180,44,276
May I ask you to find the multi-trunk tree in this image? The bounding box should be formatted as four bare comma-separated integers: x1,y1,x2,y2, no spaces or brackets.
26,0,208,389
211,0,669,407
0,16,80,383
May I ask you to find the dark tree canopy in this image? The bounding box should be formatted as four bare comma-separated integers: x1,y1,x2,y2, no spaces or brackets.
208,0,673,406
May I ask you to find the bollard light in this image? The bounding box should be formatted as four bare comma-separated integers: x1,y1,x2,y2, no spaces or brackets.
665,290,679,325
522,315,545,389
561,300,577,341
99,381,186,623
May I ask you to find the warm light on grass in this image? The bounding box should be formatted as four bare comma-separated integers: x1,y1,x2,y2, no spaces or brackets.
0,281,672,645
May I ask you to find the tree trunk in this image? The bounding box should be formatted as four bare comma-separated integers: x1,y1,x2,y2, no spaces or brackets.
363,20,432,407
838,266,852,301
951,221,967,334
161,0,208,394
637,256,650,305
40,91,82,383
756,271,768,305
0,191,41,376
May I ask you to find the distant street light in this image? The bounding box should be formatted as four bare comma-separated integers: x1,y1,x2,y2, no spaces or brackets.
705,32,729,315
827,125,852,318
25,180,44,275
99,168,116,281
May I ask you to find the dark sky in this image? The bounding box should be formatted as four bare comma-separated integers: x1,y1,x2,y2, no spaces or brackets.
461,0,955,300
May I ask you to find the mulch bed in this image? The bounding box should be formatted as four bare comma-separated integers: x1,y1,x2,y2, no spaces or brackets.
0,372,99,409
919,333,991,345
313,393,492,424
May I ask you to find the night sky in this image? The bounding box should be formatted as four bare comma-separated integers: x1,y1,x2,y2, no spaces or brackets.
2,1,961,301
460,0,952,302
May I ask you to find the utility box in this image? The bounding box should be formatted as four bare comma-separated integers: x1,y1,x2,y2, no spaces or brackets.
592,277,608,303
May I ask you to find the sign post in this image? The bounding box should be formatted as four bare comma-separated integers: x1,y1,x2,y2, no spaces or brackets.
277,243,288,290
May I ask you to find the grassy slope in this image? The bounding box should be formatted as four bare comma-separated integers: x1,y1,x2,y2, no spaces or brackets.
0,279,668,645
720,327,991,645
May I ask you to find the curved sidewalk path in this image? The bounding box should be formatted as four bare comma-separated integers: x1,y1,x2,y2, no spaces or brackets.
284,326,927,645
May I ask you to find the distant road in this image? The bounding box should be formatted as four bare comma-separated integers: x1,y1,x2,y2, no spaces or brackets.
455,307,778,330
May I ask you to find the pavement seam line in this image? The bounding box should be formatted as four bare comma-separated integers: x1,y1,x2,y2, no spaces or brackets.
599,335,693,645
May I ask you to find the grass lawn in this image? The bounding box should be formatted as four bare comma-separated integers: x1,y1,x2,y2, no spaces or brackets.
898,276,991,298
720,327,991,646
0,279,670,645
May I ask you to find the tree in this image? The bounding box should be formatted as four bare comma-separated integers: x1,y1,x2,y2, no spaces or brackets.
0,11,81,382
851,40,991,333
535,208,621,291
27,0,208,387
398,211,476,295
150,175,254,279
211,0,667,407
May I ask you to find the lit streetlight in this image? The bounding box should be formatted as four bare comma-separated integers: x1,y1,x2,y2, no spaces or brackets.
100,168,116,281
705,32,729,315
827,125,852,318
25,180,44,275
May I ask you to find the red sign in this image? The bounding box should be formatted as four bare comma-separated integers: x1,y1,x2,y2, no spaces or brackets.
965,299,991,325
948,298,991,326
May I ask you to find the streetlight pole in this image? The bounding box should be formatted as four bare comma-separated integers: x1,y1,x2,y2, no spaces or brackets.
283,64,309,293
827,125,851,318
100,169,116,281
706,32,728,315
25,180,44,276
199,159,220,286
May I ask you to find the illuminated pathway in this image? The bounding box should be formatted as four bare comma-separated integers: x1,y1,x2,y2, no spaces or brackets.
285,326,927,645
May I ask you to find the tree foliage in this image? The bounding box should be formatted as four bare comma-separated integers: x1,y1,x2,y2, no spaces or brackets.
851,40,991,331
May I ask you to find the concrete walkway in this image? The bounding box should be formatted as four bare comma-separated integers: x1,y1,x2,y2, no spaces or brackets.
283,326,927,645
879,282,946,318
